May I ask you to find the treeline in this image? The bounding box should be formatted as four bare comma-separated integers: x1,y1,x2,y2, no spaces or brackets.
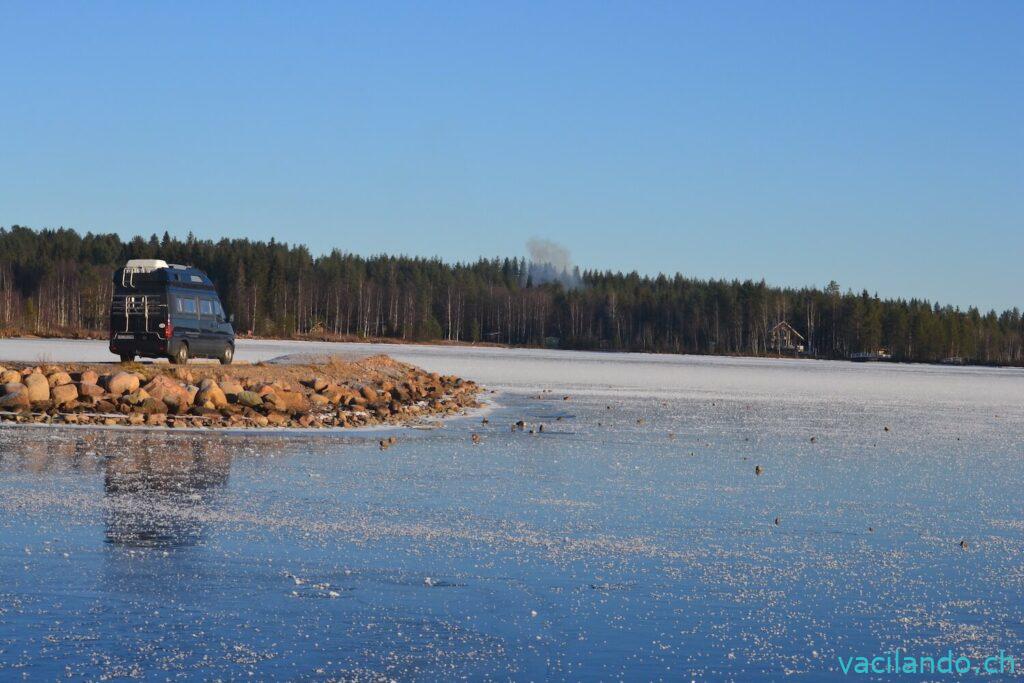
1,225,1022,365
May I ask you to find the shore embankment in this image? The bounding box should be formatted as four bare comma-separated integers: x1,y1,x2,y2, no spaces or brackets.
0,355,480,429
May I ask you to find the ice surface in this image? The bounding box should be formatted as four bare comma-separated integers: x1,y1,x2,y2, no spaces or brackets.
1,339,1023,679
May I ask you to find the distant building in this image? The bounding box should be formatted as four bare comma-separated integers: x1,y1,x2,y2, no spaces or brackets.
851,348,893,362
770,321,805,354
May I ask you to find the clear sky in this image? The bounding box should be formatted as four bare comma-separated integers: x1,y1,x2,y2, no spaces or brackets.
1,2,1021,311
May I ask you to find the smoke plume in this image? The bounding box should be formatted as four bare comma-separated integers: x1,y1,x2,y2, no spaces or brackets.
526,238,581,289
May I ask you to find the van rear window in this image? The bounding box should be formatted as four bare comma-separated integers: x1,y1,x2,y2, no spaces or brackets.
200,300,214,316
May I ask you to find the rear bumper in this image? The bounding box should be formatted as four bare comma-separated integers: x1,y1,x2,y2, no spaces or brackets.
109,333,169,359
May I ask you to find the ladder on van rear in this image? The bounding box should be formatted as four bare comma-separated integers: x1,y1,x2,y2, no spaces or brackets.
110,294,167,334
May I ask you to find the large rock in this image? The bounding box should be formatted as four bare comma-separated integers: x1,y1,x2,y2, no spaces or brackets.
106,372,140,396
142,375,192,408
2,381,25,395
47,371,73,387
304,376,329,392
268,391,311,415
265,410,289,426
51,384,79,406
94,399,117,413
235,391,263,408
0,388,30,410
122,389,151,406
23,373,50,402
138,397,168,415
77,382,106,399
0,370,22,384
196,381,228,409
219,379,244,396
360,385,379,404
76,370,100,385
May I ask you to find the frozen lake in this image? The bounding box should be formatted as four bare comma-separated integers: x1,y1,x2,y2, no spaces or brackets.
2,339,1023,679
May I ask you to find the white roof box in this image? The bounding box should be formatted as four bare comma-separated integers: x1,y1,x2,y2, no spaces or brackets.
124,259,169,273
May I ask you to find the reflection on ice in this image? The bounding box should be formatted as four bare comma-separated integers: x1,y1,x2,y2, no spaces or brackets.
102,435,232,547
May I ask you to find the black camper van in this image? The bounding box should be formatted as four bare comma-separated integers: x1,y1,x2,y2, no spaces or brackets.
109,259,235,364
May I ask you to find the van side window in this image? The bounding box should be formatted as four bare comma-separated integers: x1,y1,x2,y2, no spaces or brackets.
177,297,198,317
200,300,214,317
213,301,224,318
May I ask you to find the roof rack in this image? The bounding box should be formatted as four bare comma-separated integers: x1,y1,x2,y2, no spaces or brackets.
122,259,169,288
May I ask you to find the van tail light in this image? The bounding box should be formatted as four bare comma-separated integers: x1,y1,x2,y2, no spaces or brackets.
164,320,174,340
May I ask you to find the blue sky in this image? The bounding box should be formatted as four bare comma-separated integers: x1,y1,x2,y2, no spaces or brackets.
1,2,1021,310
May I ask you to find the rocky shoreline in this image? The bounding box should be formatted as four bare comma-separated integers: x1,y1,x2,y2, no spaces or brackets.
0,355,480,429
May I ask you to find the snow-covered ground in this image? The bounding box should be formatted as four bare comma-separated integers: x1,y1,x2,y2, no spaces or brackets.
3,336,1022,406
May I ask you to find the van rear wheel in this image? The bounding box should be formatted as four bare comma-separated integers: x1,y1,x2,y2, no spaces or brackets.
218,344,234,365
170,342,189,365
119,353,134,363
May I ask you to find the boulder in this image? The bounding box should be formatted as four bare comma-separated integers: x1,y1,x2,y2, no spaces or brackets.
51,384,79,406
310,393,330,407
138,397,168,415
236,391,263,408
142,375,192,408
122,389,151,405
326,388,354,405
265,410,289,426
0,389,30,410
145,413,167,426
1,370,22,384
106,372,140,396
196,382,228,408
269,391,310,415
219,379,244,396
94,399,117,413
47,372,73,387
360,385,379,404
2,381,25,395
77,382,106,399
24,373,50,402
77,370,100,385
169,399,191,415
304,376,329,392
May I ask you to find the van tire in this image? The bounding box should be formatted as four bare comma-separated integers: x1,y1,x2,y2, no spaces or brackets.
218,344,234,365
119,354,135,363
170,342,189,365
